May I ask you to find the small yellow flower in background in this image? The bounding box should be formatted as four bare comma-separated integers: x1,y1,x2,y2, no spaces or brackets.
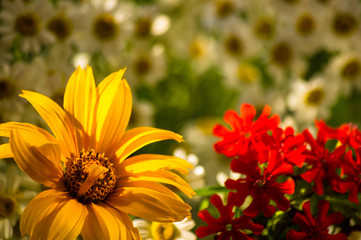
0,66,195,239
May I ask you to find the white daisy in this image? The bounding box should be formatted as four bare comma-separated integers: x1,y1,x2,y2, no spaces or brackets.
173,148,206,190
322,0,361,51
325,51,361,96
287,76,339,125
0,0,54,53
133,218,196,240
75,0,132,59
0,163,40,240
124,43,167,88
0,63,32,123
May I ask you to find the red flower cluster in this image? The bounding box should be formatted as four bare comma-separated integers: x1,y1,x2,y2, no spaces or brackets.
287,200,346,240
196,103,361,239
196,193,264,240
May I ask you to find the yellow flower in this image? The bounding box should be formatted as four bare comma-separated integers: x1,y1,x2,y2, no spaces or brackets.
0,66,195,239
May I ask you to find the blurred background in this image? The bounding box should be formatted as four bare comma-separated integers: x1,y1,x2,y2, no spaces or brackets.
1,0,361,238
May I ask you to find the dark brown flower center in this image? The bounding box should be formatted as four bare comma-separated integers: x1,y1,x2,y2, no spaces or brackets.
47,15,73,41
341,58,361,81
0,79,15,100
224,34,243,57
332,12,358,37
296,13,316,36
65,149,116,204
215,0,234,18
92,13,118,41
0,195,17,218
15,12,40,36
305,88,325,106
135,17,152,38
271,42,293,67
134,55,152,75
254,17,275,40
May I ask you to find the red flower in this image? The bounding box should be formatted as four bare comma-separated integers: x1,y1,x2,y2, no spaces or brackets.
196,193,264,240
300,129,345,195
287,200,347,240
316,120,361,149
337,149,361,203
225,149,295,217
213,104,280,158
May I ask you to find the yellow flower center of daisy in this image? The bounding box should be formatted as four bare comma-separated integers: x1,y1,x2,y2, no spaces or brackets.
304,88,325,106
135,17,152,38
189,40,205,59
295,13,316,37
0,78,15,100
65,149,116,204
253,17,275,40
134,55,152,75
224,34,243,57
0,195,17,218
271,42,293,67
341,58,361,81
332,12,358,37
215,0,234,18
47,14,73,41
237,63,259,84
14,12,40,36
92,13,119,41
151,222,179,240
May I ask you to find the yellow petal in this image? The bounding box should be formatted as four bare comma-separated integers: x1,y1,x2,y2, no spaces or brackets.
77,164,108,198
20,90,77,159
0,143,13,159
118,170,195,198
107,181,191,222
23,189,86,240
20,189,68,237
63,66,97,150
120,154,194,175
114,127,184,164
0,122,56,144
82,203,141,240
10,129,64,188
95,69,132,157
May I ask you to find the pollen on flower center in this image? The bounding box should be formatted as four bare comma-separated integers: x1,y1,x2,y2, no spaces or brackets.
65,149,116,204
92,13,119,41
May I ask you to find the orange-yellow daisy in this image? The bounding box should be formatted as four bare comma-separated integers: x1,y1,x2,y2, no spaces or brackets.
0,66,195,239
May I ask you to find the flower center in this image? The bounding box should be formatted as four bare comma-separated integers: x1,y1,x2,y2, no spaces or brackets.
65,149,116,204
47,15,73,41
134,55,152,75
271,42,293,67
215,0,234,18
135,17,152,38
341,58,361,81
224,34,243,57
237,63,259,84
0,195,17,218
295,13,316,37
189,40,204,59
304,88,325,106
0,78,15,100
92,13,118,41
332,12,358,37
254,17,275,40
14,12,40,36
151,222,178,240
